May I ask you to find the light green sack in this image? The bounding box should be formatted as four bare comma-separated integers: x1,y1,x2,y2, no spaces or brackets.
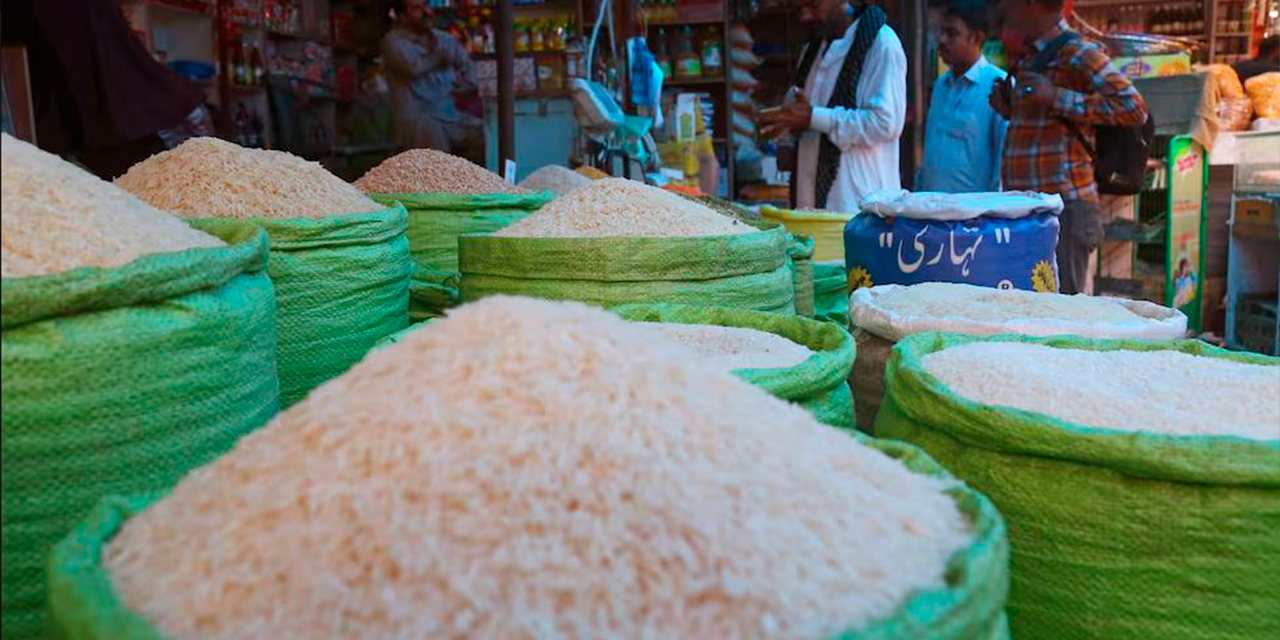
46,437,1009,640
813,262,848,326
369,192,553,321
459,226,796,313
191,205,412,407
1,223,280,640
790,235,816,317
613,303,853,428
877,333,1280,640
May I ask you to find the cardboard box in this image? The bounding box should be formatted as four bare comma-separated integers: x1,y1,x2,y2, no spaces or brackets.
1114,54,1192,79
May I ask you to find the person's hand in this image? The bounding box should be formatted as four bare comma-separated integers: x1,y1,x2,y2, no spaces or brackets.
989,77,1011,118
759,90,814,140
1014,71,1059,107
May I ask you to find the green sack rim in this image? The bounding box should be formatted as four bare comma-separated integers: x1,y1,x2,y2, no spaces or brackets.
789,234,816,261
369,190,554,211
885,332,1280,487
47,437,1007,640
459,226,790,281
189,205,409,252
813,263,848,295
1,222,270,330
611,303,854,401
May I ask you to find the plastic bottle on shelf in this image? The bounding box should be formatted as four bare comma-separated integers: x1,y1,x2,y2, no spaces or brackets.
654,28,672,77
673,26,701,80
701,26,723,78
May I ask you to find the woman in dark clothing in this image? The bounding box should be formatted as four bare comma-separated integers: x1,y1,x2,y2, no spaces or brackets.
1,0,212,178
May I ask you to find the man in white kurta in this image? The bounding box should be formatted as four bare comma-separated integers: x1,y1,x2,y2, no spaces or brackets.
760,0,907,212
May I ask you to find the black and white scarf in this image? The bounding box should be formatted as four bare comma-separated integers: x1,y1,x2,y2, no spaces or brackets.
791,4,887,209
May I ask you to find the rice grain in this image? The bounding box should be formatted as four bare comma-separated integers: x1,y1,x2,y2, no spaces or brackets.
496,178,751,238
643,322,814,370
517,164,592,196
115,138,380,219
923,342,1280,440
1,133,224,278
104,296,971,640
356,148,526,195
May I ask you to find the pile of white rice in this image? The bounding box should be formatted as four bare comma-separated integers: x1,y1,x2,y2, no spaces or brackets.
355,148,525,195
643,322,814,370
496,178,751,238
115,137,380,219
517,164,592,196
104,296,971,640
867,282,1144,325
1,133,223,278
924,342,1280,440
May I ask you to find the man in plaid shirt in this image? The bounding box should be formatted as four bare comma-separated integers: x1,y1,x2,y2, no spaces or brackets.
990,0,1149,294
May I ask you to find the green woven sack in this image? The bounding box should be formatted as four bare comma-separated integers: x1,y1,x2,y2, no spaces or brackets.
877,333,1280,640
191,205,412,407
1,223,279,640
369,192,552,320
613,303,853,428
813,262,849,326
790,235,816,317
46,437,1009,640
459,226,796,313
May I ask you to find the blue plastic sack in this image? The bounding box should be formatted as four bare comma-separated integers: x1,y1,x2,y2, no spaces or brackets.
843,212,1060,294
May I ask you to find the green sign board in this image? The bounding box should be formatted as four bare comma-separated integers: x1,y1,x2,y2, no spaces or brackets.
1165,136,1206,333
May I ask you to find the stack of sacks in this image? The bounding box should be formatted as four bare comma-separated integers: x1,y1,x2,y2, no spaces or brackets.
117,137,412,407
730,23,761,154
2,133,279,640
47,296,1011,640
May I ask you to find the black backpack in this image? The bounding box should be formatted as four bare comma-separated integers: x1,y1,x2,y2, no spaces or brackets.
1029,31,1155,196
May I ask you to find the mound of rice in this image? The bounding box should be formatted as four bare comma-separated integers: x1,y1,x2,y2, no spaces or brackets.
1,133,223,278
868,282,1144,325
576,165,609,180
355,148,525,195
104,296,971,640
923,342,1280,440
115,137,379,219
642,322,814,370
495,178,751,238
517,164,592,196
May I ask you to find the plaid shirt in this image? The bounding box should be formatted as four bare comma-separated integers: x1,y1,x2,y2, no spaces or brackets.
1002,21,1149,202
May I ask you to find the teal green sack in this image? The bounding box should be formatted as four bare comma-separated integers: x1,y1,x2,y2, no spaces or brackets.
369,192,552,321
790,235,816,317
613,303,853,428
813,262,848,326
876,333,1280,640
459,226,796,313
46,436,1008,640
192,205,412,407
1,223,280,640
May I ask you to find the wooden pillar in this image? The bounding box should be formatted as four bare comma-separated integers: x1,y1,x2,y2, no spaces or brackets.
496,0,515,166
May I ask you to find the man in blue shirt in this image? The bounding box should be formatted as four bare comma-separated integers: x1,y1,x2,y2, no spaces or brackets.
918,0,1007,193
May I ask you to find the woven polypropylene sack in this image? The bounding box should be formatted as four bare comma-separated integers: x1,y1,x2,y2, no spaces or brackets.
191,205,412,407
459,226,796,313
851,329,894,435
876,333,1280,640
1,223,279,640
46,436,1009,640
613,304,853,427
813,262,849,326
791,235,816,317
369,192,551,320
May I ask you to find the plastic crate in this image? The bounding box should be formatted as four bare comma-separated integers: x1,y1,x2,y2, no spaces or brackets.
1234,293,1278,356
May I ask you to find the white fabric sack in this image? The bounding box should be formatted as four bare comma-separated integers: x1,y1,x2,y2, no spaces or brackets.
849,283,1188,342
858,189,1065,221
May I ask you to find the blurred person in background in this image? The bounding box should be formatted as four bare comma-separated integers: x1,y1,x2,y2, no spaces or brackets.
990,0,1148,295
917,0,1007,192
1234,35,1279,84
759,0,907,211
0,0,214,179
382,0,480,156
